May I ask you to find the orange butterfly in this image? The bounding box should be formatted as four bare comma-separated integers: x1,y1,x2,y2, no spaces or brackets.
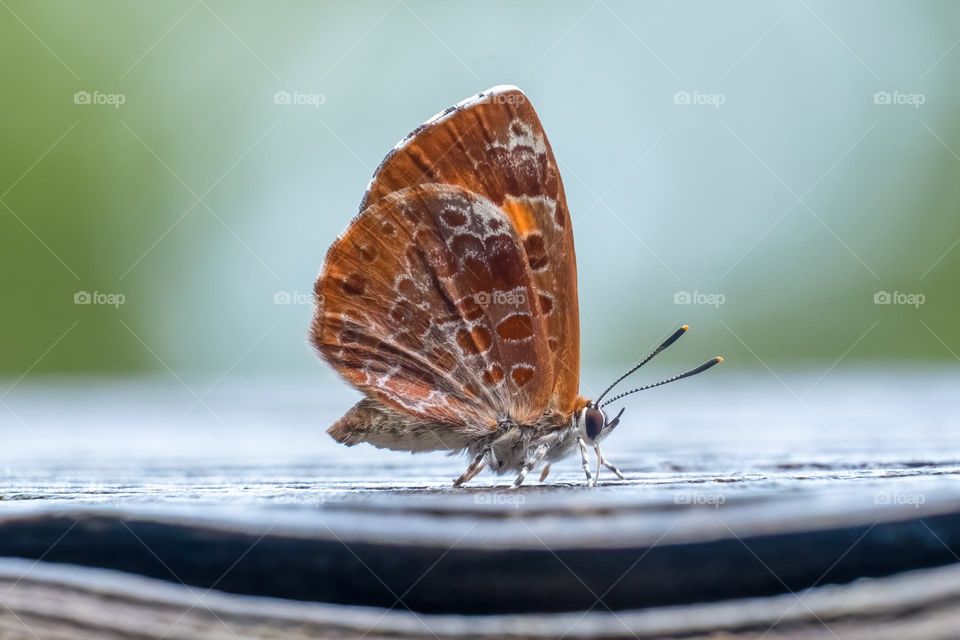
311,86,721,487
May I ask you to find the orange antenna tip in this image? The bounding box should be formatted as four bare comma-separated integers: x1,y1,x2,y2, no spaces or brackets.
681,324,689,331
715,356,724,364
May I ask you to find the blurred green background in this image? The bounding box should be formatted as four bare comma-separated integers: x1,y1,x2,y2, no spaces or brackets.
2,0,958,381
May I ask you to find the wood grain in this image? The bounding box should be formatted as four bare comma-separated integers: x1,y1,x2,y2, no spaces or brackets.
3,558,960,639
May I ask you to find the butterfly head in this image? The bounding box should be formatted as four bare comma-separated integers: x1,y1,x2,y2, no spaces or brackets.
577,404,626,444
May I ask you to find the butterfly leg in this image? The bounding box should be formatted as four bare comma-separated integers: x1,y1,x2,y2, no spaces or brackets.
576,435,594,486
594,444,625,480
453,448,488,487
462,460,487,485
511,442,550,489
455,429,521,487
539,463,552,483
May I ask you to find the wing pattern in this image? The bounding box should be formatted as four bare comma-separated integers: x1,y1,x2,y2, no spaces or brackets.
313,184,552,429
312,86,581,435
360,86,581,417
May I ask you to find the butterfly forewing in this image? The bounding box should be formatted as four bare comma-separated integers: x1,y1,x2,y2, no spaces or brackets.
361,86,581,417
313,184,553,428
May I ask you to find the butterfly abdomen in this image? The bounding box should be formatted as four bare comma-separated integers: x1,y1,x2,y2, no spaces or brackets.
328,398,475,453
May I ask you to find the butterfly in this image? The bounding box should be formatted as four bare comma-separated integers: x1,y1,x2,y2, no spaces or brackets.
311,85,722,488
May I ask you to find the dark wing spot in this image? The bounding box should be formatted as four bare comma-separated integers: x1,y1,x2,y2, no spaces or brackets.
341,273,366,296
496,314,535,341
451,232,485,256
472,326,493,351
389,301,414,324
456,328,476,354
523,233,548,271
511,365,535,387
441,207,468,228
462,255,490,282
397,278,418,297
357,242,378,262
457,295,485,322
483,365,504,385
456,326,492,354
538,293,554,315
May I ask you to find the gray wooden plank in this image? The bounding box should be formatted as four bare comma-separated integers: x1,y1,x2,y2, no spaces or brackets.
2,558,960,639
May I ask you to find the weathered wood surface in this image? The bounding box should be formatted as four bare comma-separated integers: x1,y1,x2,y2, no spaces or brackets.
1,482,959,616
3,558,960,639
0,371,958,637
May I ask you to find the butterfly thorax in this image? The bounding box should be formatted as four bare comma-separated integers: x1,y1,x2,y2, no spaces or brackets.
465,411,580,474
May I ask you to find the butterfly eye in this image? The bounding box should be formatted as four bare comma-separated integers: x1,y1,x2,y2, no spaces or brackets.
584,407,605,441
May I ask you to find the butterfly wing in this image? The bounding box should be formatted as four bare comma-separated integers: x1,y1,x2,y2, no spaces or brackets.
361,86,581,417
312,184,553,430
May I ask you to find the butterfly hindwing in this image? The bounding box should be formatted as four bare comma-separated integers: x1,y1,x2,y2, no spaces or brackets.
312,184,553,430
362,86,581,417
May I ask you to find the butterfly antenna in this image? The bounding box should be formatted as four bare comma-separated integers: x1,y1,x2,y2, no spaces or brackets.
599,356,723,409
593,325,690,406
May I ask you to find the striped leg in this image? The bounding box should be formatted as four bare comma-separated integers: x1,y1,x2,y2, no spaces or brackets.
453,448,487,487
462,460,486,484
512,443,550,489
